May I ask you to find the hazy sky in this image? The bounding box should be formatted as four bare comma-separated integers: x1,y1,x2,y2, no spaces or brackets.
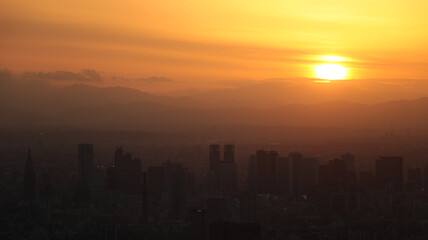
1,0,428,90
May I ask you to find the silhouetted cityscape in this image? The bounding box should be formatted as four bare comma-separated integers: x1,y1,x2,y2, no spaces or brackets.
3,0,428,239
4,139,428,239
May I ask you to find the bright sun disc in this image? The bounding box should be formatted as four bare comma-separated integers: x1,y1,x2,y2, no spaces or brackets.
314,63,348,80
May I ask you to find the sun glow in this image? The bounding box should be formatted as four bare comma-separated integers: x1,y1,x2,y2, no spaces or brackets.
318,55,347,62
314,63,348,80
313,55,349,81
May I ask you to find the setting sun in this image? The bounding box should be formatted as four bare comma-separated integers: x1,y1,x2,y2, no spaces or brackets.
314,63,348,80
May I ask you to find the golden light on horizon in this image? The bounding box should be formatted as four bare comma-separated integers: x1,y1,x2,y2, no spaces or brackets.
318,56,347,62
314,63,348,81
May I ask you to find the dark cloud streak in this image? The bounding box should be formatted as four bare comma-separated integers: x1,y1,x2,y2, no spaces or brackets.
23,69,102,82
134,76,173,83
0,69,13,80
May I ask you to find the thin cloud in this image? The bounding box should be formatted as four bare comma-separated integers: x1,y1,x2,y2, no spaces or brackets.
0,69,13,80
22,69,102,82
135,76,173,83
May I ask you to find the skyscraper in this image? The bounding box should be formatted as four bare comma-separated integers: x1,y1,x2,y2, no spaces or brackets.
255,149,277,194
266,150,278,193
24,148,35,203
218,144,238,196
256,149,268,193
319,155,354,190
299,157,319,194
77,143,94,189
113,147,142,193
341,153,357,186
208,144,237,196
276,156,292,195
208,144,221,191
209,144,221,171
141,172,148,223
277,152,318,196
247,155,258,192
321,158,346,189
147,162,194,220
341,152,355,171
288,152,303,195
375,156,403,191
224,144,234,162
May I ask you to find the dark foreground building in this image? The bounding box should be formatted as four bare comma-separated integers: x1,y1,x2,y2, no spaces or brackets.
376,156,403,191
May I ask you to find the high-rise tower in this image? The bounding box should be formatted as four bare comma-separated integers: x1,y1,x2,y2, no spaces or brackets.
376,156,403,191
24,148,36,202
224,144,235,162
209,144,221,171
78,144,94,189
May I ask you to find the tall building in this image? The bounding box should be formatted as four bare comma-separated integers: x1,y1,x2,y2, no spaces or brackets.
254,150,317,195
276,156,292,195
147,162,194,220
260,150,277,194
277,152,318,196
113,147,142,193
217,144,237,196
247,155,258,192
288,152,303,195
24,148,35,202
141,172,148,223
217,160,238,196
341,152,355,171
224,144,235,162
320,158,346,189
341,153,357,186
209,144,221,171
208,144,221,192
146,166,164,200
299,157,319,194
256,149,269,193
77,144,105,202
375,156,403,191
208,144,237,196
114,146,124,167
77,143,94,189
319,154,355,190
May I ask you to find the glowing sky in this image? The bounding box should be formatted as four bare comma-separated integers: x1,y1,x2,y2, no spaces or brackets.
1,0,428,85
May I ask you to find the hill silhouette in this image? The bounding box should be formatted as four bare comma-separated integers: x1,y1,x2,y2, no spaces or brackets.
2,82,428,131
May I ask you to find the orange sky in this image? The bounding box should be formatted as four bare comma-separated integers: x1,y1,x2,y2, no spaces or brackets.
1,0,428,89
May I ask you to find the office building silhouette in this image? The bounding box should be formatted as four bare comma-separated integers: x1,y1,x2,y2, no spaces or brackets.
77,143,94,189
24,147,36,203
376,156,403,191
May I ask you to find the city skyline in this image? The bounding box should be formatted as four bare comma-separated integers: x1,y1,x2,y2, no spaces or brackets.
2,1,428,239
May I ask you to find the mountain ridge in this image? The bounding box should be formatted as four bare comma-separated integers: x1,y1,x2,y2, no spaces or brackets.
2,82,428,130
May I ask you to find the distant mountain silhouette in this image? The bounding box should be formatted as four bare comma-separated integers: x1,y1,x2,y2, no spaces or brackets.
2,82,428,131
0,82,199,116
57,84,199,107
180,78,427,108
